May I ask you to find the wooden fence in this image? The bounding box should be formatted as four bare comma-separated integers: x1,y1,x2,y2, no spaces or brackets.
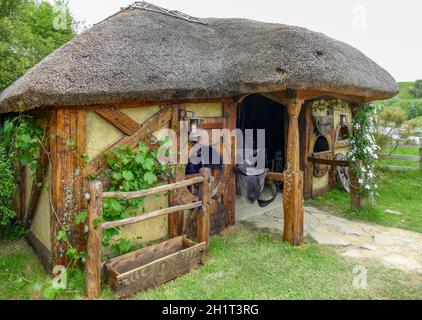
379,143,422,171
85,168,211,299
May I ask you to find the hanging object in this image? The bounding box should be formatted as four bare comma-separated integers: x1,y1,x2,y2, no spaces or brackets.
313,115,334,136
179,110,204,142
335,153,350,193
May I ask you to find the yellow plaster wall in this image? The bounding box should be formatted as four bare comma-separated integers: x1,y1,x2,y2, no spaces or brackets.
87,103,222,247
30,166,51,251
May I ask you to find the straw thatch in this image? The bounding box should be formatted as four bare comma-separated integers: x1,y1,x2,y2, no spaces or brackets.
0,2,398,113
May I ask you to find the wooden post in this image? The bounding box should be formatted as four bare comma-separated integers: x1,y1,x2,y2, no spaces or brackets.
50,109,86,267
85,180,103,299
168,107,186,238
223,102,237,226
283,98,305,246
197,168,211,249
419,142,422,170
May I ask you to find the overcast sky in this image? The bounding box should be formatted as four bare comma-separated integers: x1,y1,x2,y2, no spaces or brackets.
65,0,421,82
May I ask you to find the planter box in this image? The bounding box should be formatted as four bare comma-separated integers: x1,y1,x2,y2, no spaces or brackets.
104,236,206,297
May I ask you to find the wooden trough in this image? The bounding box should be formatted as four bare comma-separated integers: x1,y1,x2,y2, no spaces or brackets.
85,168,211,299
104,236,206,298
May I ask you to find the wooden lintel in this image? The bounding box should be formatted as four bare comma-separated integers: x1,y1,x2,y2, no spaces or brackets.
95,107,140,135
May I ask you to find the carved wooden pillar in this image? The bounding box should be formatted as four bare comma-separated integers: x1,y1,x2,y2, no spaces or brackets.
283,98,305,246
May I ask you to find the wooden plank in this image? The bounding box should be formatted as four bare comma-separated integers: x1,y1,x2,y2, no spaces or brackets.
308,157,349,167
201,117,225,130
97,177,205,200
24,118,51,228
50,109,87,267
108,238,205,298
379,154,419,161
102,201,203,230
86,181,103,299
95,107,140,136
198,168,211,249
86,106,173,177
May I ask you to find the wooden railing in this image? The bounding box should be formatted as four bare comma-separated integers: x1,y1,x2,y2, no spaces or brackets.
85,168,211,299
378,143,422,171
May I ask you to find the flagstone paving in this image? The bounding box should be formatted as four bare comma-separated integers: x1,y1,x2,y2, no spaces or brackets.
236,195,422,273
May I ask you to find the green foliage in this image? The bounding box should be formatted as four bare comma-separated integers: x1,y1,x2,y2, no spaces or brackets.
101,142,171,254
409,80,422,99
347,103,379,202
0,0,76,92
0,114,42,235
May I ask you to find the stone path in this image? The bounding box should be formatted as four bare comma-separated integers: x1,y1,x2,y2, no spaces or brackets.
237,196,422,273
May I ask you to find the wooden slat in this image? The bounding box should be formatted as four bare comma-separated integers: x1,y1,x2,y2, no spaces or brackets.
24,117,51,228
95,107,140,136
308,157,349,167
201,117,224,130
101,201,203,230
86,181,103,299
86,106,173,177
99,177,204,200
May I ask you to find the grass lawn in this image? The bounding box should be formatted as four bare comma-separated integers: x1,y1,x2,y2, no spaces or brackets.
1,225,421,300
310,169,422,233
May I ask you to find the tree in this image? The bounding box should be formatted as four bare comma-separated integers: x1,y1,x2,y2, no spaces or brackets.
409,80,422,98
0,0,76,92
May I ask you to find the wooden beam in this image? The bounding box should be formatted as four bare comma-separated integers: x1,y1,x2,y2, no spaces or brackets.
86,180,103,299
308,157,349,167
86,106,173,177
24,117,51,228
283,98,305,246
102,201,203,230
267,172,284,182
95,107,140,136
50,108,86,267
97,176,204,200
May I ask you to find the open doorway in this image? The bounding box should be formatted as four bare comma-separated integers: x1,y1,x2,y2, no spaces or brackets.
235,93,286,221
237,93,286,172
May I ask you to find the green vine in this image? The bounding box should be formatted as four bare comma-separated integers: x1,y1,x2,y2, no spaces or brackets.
101,141,172,256
0,114,43,236
346,103,380,204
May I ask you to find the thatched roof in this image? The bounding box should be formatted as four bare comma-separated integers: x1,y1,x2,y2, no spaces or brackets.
0,2,398,113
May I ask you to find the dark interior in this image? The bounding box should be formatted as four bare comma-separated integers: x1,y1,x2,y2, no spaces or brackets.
237,94,286,172
313,136,330,153
338,125,350,141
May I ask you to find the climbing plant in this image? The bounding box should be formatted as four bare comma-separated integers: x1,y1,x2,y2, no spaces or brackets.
101,141,172,256
346,103,380,205
0,113,43,236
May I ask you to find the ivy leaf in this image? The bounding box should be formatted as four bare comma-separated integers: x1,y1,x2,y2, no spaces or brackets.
18,151,31,165
144,172,157,185
113,148,125,159
66,246,80,261
135,153,145,164
111,238,132,255
75,211,87,225
109,199,124,213
138,144,148,154
3,121,13,134
56,229,68,242
112,172,122,181
122,170,134,181
20,133,31,144
142,157,155,170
